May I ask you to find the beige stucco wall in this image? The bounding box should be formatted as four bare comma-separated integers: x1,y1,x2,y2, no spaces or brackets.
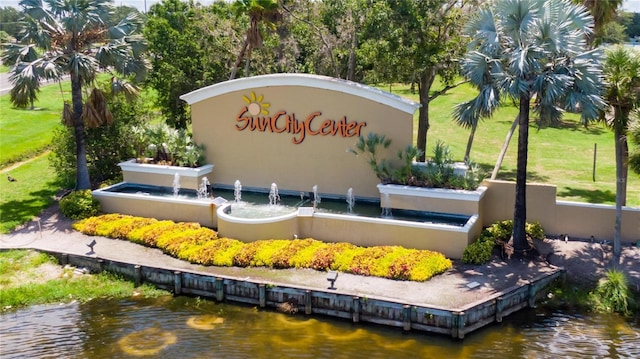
297,214,480,259
482,180,640,243
93,192,219,228
181,74,420,198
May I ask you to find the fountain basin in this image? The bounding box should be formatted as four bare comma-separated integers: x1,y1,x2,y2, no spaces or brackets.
93,183,224,228
118,159,214,190
93,183,482,258
378,184,487,217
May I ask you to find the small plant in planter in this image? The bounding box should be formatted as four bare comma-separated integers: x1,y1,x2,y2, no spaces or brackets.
349,133,485,190
131,123,206,168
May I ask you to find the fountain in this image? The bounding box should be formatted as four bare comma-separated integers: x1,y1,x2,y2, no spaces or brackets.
381,192,392,217
346,188,355,213
234,180,242,203
197,177,210,199
172,173,181,197
268,183,280,205
312,185,321,209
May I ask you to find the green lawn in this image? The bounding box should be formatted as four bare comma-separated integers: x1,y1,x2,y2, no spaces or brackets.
0,154,60,233
385,82,640,207
0,83,68,167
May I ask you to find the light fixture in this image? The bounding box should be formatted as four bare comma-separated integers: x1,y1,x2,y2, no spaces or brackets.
327,270,338,290
86,239,96,254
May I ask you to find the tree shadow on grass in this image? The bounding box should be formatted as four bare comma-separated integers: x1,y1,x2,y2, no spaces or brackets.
557,187,615,204
0,188,60,233
476,164,550,183
535,120,607,136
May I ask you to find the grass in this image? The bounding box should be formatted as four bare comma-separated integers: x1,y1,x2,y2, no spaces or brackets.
0,154,61,233
384,82,640,207
0,249,169,310
0,81,68,168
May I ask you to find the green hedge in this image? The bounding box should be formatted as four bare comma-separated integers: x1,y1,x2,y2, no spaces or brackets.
73,214,452,282
462,220,545,264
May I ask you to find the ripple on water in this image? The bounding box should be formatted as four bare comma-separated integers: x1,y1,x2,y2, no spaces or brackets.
1,300,639,359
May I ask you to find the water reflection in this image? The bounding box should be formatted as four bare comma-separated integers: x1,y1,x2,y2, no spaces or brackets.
1,296,638,359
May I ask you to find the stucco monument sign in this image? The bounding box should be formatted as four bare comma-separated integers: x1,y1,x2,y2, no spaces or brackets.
180,73,420,198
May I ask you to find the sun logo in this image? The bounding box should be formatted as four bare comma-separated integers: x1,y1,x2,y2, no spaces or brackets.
242,91,270,116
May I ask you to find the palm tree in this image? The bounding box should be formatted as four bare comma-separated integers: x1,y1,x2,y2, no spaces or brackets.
3,0,147,190
229,0,280,80
629,110,640,176
454,0,604,253
578,0,624,45
601,46,640,258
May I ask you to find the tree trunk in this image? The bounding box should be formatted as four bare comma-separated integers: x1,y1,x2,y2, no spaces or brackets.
347,20,357,81
464,121,478,163
613,110,628,259
416,68,437,162
244,46,252,78
491,116,519,180
229,37,250,80
512,95,530,253
70,72,91,190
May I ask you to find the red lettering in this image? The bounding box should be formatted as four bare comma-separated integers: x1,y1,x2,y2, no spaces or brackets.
271,111,287,133
235,106,250,131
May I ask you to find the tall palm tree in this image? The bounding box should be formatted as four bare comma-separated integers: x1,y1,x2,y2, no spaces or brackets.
454,0,605,253
578,0,624,45
229,0,281,80
629,109,640,176
601,46,640,258
3,0,147,190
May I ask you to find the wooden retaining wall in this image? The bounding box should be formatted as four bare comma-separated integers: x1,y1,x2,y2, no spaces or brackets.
50,252,564,339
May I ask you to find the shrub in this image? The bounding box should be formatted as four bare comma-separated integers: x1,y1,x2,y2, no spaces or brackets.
348,134,484,190
462,220,546,264
590,269,635,315
59,190,100,219
181,238,244,266
461,236,494,265
131,123,205,167
50,84,150,188
74,214,454,282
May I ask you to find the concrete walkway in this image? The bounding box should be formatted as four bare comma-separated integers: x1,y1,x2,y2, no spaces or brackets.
1,205,564,310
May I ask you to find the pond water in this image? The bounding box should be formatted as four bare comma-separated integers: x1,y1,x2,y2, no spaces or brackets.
1,296,638,358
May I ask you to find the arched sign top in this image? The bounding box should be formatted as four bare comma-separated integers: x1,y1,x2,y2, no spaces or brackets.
180,73,421,114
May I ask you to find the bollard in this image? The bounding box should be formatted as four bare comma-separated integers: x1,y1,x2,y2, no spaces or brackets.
215,278,225,302
495,297,504,322
402,305,412,331
174,271,182,295
352,297,360,323
134,265,141,287
528,282,537,308
259,284,266,308
305,290,312,315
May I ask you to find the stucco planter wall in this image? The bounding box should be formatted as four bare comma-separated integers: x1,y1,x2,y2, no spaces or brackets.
118,159,214,190
377,184,487,217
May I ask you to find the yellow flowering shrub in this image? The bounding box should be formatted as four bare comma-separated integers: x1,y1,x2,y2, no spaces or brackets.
74,214,454,282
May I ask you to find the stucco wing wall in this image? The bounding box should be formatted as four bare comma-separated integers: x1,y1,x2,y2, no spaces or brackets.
481,180,557,228
482,180,640,243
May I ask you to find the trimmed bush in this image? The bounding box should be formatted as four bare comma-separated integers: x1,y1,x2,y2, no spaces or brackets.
59,190,100,220
74,214,454,282
462,220,546,264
